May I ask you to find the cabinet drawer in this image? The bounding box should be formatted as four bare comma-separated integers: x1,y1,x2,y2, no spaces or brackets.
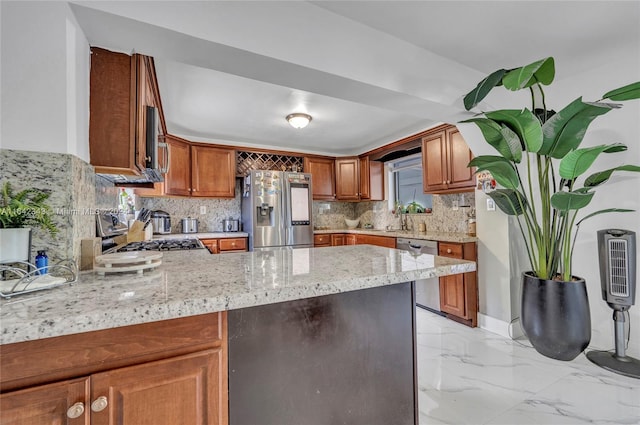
200,238,219,254
219,238,247,252
438,242,463,258
314,234,331,246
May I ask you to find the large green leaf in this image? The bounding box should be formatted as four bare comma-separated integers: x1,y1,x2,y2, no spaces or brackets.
468,156,520,189
576,208,634,226
584,164,640,187
463,69,507,110
502,57,555,91
602,81,640,101
485,109,543,153
487,189,527,215
551,191,595,211
462,118,522,162
540,97,613,158
559,143,627,180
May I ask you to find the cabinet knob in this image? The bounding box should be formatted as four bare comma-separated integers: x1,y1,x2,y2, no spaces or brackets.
67,402,85,419
91,396,108,412
447,248,452,254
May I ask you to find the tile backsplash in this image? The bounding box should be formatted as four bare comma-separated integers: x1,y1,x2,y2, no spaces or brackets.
139,180,242,233
314,192,475,233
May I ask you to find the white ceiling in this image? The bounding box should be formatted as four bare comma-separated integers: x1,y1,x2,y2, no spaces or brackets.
70,1,640,156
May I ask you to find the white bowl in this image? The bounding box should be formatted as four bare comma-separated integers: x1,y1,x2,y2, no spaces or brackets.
345,219,360,228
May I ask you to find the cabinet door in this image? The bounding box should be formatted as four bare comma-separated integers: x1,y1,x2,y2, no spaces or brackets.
422,130,448,193
445,126,475,190
313,234,331,247
331,234,346,246
200,239,218,254
191,146,236,198
0,377,90,425
355,234,396,248
345,234,357,245
335,158,360,200
304,157,335,200
91,349,227,425
89,48,140,176
439,274,466,317
164,136,191,196
360,157,384,201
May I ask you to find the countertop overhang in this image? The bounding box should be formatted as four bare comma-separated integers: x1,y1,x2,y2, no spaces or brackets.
0,245,475,345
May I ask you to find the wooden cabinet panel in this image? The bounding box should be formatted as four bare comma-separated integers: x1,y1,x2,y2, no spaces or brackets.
200,239,219,254
91,349,226,425
89,48,140,175
422,130,448,193
422,125,475,194
304,157,335,200
331,234,346,246
218,238,247,252
164,136,191,196
439,274,466,318
355,234,396,248
360,157,384,201
0,377,90,425
346,235,357,245
335,158,360,201
437,242,478,327
446,127,475,190
191,146,236,198
313,234,331,247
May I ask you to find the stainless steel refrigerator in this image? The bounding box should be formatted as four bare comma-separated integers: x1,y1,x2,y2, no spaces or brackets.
241,170,313,250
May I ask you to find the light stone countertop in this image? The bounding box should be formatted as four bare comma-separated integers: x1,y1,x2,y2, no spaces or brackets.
0,245,475,345
314,229,478,243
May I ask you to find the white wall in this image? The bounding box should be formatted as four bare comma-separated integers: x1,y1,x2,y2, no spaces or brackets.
463,56,640,354
1,1,89,161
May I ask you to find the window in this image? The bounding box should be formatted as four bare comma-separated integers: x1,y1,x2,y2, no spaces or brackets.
387,154,432,211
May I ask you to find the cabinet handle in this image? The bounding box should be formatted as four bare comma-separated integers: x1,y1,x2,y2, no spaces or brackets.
447,248,452,254
158,141,170,174
91,396,108,412
67,402,85,419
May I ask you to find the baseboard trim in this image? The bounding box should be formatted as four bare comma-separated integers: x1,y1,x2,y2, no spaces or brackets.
478,313,524,340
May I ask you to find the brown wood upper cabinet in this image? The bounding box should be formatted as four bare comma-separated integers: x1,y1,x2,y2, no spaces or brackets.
140,137,236,198
359,156,384,201
89,48,163,176
335,157,360,201
422,125,475,194
304,157,336,200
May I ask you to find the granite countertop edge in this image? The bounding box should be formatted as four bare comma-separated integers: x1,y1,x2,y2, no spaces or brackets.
1,246,475,345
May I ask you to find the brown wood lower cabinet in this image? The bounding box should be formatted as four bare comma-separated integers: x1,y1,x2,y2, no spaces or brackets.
0,313,228,425
313,234,331,247
438,242,478,327
200,238,247,254
331,234,346,246
314,233,395,248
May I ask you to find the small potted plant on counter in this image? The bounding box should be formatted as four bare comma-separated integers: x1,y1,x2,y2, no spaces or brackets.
0,181,58,263
461,57,640,360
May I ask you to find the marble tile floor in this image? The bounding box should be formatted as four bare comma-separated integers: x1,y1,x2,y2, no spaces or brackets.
416,309,640,424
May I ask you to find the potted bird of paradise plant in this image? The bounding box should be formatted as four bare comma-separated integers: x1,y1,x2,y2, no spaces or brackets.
461,57,640,360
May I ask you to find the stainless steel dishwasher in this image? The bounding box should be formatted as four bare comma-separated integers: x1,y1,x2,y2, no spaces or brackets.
396,238,443,314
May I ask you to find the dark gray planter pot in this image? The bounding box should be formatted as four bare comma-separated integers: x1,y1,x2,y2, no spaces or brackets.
521,272,591,361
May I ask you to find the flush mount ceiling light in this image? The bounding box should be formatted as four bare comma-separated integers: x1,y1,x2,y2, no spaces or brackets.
286,113,312,129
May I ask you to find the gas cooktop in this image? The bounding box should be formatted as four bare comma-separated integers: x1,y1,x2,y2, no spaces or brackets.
116,238,205,252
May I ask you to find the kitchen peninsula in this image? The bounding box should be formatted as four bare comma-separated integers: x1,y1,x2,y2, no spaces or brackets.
1,245,475,425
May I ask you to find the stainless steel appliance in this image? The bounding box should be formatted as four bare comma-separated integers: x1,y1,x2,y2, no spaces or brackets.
96,211,128,238
151,210,171,234
181,217,198,233
223,218,239,232
241,170,313,250
396,238,442,313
